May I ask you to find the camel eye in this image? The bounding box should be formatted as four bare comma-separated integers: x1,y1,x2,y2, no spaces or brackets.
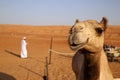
95,28,103,35
80,27,84,30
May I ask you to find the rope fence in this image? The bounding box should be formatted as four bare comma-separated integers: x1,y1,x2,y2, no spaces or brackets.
48,49,75,57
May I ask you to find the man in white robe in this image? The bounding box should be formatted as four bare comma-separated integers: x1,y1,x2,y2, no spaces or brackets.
20,37,27,58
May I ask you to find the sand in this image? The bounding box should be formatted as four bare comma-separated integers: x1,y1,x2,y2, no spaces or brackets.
0,24,120,80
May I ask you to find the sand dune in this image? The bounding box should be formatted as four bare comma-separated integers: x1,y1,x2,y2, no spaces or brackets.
0,24,120,80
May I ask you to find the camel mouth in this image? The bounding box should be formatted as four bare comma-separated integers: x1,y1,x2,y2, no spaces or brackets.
70,43,85,51
71,43,79,47
70,38,89,51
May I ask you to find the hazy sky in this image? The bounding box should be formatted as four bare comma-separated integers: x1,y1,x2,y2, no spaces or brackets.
0,0,120,25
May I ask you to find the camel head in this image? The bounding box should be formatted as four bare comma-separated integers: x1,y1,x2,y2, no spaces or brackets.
68,17,107,52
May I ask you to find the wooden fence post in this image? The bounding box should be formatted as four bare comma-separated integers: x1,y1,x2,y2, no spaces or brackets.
49,36,53,64
43,57,48,80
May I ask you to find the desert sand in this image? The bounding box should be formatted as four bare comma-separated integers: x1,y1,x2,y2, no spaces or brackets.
0,24,120,80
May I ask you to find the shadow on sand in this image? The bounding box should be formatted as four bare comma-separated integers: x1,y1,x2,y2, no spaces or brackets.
19,65,43,78
5,50,20,58
0,72,16,80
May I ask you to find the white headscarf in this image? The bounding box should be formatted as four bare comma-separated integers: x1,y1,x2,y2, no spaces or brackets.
23,37,26,40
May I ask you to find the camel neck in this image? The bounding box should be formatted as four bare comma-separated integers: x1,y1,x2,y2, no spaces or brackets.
79,48,101,80
80,48,95,54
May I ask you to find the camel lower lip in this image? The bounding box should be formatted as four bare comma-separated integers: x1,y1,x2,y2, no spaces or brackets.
70,44,84,50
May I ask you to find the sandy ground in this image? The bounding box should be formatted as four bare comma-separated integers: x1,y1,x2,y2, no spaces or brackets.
0,35,75,80
0,25,120,80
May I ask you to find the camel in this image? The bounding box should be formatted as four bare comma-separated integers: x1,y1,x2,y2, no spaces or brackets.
68,17,114,80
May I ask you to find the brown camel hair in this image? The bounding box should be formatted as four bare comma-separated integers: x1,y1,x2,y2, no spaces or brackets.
68,17,113,80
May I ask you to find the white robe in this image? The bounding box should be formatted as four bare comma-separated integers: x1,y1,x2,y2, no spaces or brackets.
20,39,27,58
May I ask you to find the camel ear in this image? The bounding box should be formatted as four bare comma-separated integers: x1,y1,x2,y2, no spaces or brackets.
75,19,80,23
100,17,107,31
